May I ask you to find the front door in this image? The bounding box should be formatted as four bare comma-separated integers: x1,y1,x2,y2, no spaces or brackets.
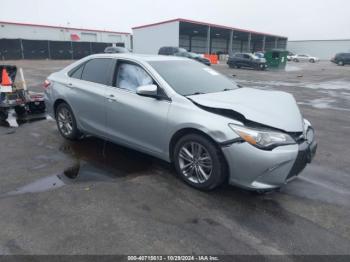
105,60,171,156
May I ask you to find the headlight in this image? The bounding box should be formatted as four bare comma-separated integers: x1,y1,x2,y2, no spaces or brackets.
229,124,296,150
303,119,315,144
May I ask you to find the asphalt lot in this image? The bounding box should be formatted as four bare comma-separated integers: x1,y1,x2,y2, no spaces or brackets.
0,59,350,255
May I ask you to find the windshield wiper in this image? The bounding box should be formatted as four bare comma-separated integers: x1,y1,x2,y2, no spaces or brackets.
223,88,234,91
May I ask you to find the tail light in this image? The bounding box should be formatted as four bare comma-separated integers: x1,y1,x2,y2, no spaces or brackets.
43,79,51,89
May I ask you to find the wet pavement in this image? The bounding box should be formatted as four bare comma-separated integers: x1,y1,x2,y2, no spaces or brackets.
0,60,350,255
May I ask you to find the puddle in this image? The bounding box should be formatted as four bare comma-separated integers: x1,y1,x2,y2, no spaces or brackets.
236,79,350,91
59,137,157,175
303,80,350,91
298,98,350,111
0,161,122,198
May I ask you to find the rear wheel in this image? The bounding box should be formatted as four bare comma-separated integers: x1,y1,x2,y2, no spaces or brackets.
173,134,227,191
55,103,80,140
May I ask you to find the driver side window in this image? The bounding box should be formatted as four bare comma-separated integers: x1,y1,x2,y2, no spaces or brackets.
116,62,153,92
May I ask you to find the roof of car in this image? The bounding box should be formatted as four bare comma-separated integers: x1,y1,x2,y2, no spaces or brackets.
87,53,188,62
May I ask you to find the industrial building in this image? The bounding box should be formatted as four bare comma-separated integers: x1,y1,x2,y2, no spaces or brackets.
0,21,132,46
288,39,350,60
0,21,132,60
132,18,287,55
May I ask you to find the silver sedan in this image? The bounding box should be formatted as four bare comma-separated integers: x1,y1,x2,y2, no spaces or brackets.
44,54,317,191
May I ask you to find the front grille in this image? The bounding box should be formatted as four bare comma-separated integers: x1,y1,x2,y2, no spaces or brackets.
287,149,308,180
289,132,305,144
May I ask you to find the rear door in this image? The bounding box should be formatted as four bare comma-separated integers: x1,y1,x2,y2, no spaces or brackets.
235,54,244,66
299,55,307,61
67,58,115,137
105,59,171,156
345,54,350,64
242,54,251,67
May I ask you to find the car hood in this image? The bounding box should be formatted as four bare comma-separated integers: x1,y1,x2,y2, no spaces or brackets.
188,87,304,132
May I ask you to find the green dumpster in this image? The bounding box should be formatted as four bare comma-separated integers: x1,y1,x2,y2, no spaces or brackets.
264,49,288,69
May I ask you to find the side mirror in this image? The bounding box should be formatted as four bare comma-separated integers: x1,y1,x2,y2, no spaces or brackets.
136,84,158,98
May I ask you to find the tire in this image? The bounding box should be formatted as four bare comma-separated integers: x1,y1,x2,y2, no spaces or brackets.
15,106,26,116
258,64,266,70
55,102,80,140
309,59,315,63
338,61,344,66
173,134,227,191
293,58,299,62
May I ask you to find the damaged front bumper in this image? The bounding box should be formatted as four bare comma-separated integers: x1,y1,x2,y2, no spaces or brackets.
221,139,317,190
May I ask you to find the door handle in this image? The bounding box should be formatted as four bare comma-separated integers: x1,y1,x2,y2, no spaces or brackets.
66,83,74,88
107,94,117,102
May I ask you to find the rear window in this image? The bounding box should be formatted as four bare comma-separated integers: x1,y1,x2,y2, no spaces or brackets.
81,58,114,85
69,64,84,79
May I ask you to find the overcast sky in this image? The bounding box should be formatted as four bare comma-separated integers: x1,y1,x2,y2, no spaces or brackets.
1,0,349,40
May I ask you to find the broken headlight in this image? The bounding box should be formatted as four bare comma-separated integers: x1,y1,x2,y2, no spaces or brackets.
229,124,296,150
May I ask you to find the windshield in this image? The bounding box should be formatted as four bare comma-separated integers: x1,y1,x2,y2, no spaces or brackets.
149,60,238,96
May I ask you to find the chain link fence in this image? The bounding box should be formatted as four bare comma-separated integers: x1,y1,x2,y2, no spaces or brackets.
0,39,121,60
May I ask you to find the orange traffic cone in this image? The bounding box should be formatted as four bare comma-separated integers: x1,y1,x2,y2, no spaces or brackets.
1,69,12,86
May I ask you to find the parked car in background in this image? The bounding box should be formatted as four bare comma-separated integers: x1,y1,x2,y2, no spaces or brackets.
45,54,317,191
158,46,187,56
331,53,350,66
292,54,319,63
287,52,295,61
254,52,265,59
227,53,267,70
104,46,130,54
176,51,211,66
159,46,211,66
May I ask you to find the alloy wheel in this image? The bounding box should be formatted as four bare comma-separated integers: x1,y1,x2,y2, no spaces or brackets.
178,142,213,184
57,107,73,136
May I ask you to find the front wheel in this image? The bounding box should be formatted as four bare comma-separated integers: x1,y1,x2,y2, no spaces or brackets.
55,103,80,140
258,64,266,70
173,134,227,191
338,61,344,66
293,58,299,62
309,59,315,63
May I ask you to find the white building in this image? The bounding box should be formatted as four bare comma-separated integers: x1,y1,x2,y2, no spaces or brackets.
288,40,350,60
132,18,287,55
0,21,132,48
